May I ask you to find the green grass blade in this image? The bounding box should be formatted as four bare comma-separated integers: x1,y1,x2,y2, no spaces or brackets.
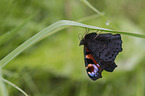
0,71,8,96
80,0,104,16
0,77,29,96
0,20,145,69
80,0,110,24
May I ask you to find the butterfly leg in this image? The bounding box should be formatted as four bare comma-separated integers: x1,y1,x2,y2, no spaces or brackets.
94,30,102,39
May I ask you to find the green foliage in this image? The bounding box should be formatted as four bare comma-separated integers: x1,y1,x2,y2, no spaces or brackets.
0,0,145,96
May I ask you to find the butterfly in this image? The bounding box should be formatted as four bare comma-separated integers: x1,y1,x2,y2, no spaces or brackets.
79,32,122,80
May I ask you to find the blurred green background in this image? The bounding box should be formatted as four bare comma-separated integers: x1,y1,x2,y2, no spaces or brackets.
0,0,145,96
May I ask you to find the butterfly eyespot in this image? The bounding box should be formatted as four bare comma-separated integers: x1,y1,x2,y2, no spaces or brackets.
86,64,100,79
87,65,94,72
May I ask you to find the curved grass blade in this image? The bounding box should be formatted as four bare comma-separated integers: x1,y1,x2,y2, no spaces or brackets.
0,20,145,69
0,77,29,96
80,0,111,25
0,71,8,96
81,0,104,16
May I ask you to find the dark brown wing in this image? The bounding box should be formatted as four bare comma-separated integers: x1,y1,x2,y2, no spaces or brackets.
84,33,122,72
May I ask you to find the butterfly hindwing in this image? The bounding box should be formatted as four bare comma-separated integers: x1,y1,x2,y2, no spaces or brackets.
84,46,103,80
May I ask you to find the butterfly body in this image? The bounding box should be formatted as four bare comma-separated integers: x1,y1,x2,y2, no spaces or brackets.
80,33,122,80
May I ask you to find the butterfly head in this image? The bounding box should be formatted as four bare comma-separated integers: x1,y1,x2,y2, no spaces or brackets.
79,38,86,46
